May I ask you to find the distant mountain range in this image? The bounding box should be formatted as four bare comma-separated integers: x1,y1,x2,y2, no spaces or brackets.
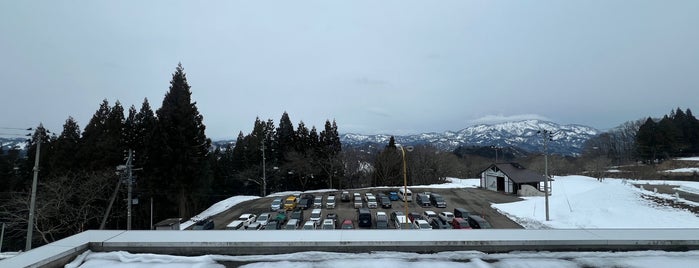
3,120,600,157
340,120,600,156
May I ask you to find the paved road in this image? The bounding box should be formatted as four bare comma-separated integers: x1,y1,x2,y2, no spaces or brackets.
207,186,525,230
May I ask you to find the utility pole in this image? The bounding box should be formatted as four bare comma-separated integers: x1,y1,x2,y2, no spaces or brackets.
25,129,41,251
126,150,133,230
538,130,552,221
261,142,267,197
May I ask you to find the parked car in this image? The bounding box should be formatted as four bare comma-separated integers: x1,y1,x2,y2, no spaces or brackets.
390,211,405,222
284,196,298,210
416,193,431,207
192,218,214,230
226,220,245,230
388,191,399,201
357,208,372,228
246,222,262,230
321,219,335,230
366,195,378,209
398,188,412,202
291,209,304,221
310,208,322,223
302,220,318,230
326,213,338,221
451,217,472,229
378,195,393,208
438,211,455,224
412,219,432,230
326,195,336,209
376,211,389,229
423,210,438,220
270,197,283,211
314,196,323,208
408,212,423,223
467,215,492,229
430,193,447,208
454,208,470,219
285,219,301,230
238,214,257,227
275,210,288,223
393,213,410,229
265,219,282,230
298,194,314,210
429,218,452,229
353,196,363,209
341,219,354,229
341,191,351,202
256,213,271,227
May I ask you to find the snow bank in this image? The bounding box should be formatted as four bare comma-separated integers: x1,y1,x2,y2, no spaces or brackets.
493,175,699,229
677,157,699,161
65,249,699,268
180,195,259,230
662,167,699,173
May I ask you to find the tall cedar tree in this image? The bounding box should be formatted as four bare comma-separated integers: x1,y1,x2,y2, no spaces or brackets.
49,117,81,174
151,63,211,219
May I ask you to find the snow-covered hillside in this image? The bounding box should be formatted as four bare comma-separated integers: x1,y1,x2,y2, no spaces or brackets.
341,120,599,156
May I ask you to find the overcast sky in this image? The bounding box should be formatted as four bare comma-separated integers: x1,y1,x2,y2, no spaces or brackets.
1,1,698,139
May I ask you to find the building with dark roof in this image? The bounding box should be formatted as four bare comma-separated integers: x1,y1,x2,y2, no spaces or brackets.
480,163,548,195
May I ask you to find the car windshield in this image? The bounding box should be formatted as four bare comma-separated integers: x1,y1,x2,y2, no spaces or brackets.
258,215,268,221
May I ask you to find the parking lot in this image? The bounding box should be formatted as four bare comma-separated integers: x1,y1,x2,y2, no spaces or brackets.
207,186,524,230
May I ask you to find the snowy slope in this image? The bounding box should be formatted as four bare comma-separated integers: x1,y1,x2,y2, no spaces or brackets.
341,120,599,155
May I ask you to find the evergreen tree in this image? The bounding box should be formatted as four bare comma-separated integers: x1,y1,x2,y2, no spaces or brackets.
151,63,211,219
133,98,156,168
276,112,295,159
49,117,81,174
79,100,111,170
373,136,402,186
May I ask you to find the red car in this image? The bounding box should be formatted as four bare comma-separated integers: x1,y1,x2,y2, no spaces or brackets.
341,219,354,229
451,217,472,229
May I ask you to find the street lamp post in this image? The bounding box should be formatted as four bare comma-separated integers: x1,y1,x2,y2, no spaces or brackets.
396,144,413,229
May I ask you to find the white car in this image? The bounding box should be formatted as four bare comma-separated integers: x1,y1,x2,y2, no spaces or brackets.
412,219,432,230
326,195,336,209
310,208,322,223
321,219,335,230
270,198,282,211
256,213,271,227
238,213,257,227
246,222,262,230
438,212,454,224
423,210,438,220
366,195,378,209
302,220,318,230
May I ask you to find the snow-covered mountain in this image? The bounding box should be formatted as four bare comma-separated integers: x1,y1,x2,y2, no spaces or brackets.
341,120,599,156
0,137,28,152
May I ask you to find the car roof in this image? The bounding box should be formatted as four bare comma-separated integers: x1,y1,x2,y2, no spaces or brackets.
376,211,387,216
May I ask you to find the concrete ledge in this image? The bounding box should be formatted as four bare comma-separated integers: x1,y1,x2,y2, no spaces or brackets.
3,229,699,267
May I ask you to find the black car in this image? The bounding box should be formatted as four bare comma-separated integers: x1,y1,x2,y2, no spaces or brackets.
467,215,492,229
377,193,392,208
429,218,452,229
430,193,447,208
265,219,282,230
357,208,372,228
192,218,214,230
416,193,431,207
298,196,314,210
341,191,351,202
290,208,304,221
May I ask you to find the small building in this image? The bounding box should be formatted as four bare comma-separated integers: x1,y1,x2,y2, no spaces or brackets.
154,218,182,230
480,163,549,195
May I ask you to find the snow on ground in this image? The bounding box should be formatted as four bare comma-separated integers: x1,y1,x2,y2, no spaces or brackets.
677,157,699,161
662,167,699,173
66,249,699,268
0,252,20,260
492,175,699,229
179,195,259,230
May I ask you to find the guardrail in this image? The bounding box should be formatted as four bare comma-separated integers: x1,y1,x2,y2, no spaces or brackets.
3,229,699,267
